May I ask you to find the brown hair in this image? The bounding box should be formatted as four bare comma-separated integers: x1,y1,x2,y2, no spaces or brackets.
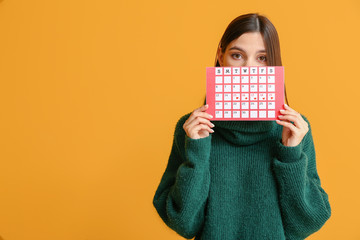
204,13,289,106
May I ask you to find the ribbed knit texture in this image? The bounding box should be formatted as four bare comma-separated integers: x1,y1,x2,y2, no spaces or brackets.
153,112,331,240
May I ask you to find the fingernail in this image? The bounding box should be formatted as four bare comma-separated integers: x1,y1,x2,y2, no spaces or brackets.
280,109,285,112
284,104,288,107
210,129,214,132
209,115,213,118
211,123,215,127
205,104,209,108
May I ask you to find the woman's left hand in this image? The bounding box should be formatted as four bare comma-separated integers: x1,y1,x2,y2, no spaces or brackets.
276,104,309,147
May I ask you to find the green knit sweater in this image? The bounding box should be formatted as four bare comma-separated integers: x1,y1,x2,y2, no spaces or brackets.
153,112,331,240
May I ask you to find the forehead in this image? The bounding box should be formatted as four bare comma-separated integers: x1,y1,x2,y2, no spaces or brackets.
227,32,266,50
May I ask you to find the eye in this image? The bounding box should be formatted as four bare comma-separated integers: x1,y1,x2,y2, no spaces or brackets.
258,55,267,62
232,53,243,60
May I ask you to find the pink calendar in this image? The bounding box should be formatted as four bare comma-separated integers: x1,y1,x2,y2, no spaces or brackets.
206,66,284,121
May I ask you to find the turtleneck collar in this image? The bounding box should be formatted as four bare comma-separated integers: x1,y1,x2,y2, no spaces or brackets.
212,120,275,133
211,120,277,146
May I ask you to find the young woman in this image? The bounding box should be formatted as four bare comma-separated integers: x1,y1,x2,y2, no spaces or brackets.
153,13,331,240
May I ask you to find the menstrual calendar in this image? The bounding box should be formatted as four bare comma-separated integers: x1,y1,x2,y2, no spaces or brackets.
206,66,284,120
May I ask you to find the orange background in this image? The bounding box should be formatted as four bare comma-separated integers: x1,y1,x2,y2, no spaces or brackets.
0,0,359,239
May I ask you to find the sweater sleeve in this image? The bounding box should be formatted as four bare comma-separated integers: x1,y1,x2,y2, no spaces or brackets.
152,114,212,239
272,115,331,240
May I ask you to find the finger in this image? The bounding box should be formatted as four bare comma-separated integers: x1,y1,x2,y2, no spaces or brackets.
183,112,213,132
193,110,213,119
193,104,209,113
191,124,214,134
280,105,306,125
280,110,308,129
186,111,213,125
283,104,300,115
276,119,298,132
186,116,215,130
279,109,300,117
187,105,208,124
277,114,303,128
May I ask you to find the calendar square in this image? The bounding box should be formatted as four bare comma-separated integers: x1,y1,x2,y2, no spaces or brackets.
224,93,231,101
259,84,266,92
250,111,258,118
242,93,249,100
268,111,275,118
242,85,249,92
224,68,232,75
268,84,275,92
259,67,266,74
241,102,249,109
259,102,266,109
206,66,284,120
268,67,275,74
250,93,258,100
233,102,240,109
224,102,232,109
268,93,275,100
233,85,240,92
250,85,258,92
233,93,240,100
250,102,258,109
259,111,266,118
250,76,258,83
224,85,232,92
224,111,231,118
241,76,249,83
259,76,266,83
250,67,258,74
242,67,249,74
233,111,240,118
268,76,275,83
233,76,240,83
259,93,266,100
224,76,231,83
242,111,249,118
268,102,275,109
233,68,240,75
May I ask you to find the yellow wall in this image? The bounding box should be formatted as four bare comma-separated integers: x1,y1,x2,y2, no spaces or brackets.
0,0,359,239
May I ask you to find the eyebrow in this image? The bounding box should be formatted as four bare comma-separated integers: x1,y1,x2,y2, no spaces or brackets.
228,46,266,53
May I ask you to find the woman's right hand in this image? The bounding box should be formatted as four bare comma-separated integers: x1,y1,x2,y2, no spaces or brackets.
183,104,215,139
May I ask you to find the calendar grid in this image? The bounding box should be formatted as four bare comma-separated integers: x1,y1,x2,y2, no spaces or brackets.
206,66,284,121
